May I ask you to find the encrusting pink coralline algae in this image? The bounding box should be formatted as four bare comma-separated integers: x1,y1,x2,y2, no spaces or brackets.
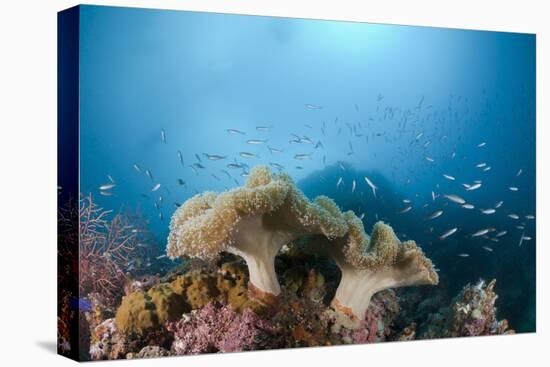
166,302,279,354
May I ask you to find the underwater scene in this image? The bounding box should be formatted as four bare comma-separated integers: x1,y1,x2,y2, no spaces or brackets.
58,5,536,361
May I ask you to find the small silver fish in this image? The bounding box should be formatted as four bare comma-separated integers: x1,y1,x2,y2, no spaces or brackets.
227,128,246,135
458,253,470,257
227,163,243,169
107,175,115,183
177,151,184,166
99,190,114,196
516,168,523,177
508,214,519,219
399,206,412,214
359,213,365,220
256,126,272,132
364,176,377,198
425,156,435,162
431,191,436,201
509,186,519,191
472,228,490,237
495,201,504,208
415,132,424,140
426,210,443,220
462,204,475,209
269,162,285,170
351,180,356,193
477,142,486,147
305,104,322,109
268,146,283,154
481,208,496,215
294,153,312,160
482,246,493,252
161,129,166,144
476,163,487,168
525,214,535,220
151,183,161,192
336,177,343,189
247,139,267,145
99,183,116,191
442,174,455,181
444,194,465,204
133,164,142,173
403,199,411,203
440,228,458,240
240,152,258,159
156,254,167,260
203,153,227,161
482,166,492,172
496,231,508,237
466,183,482,191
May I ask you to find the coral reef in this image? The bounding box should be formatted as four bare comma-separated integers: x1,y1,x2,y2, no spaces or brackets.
84,250,513,360
69,171,516,361
167,166,438,320
167,302,279,354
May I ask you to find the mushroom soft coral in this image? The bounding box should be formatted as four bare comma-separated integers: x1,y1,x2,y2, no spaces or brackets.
167,166,349,300
318,216,439,323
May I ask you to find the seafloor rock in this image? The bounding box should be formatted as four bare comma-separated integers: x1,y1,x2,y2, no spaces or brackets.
167,302,280,354
421,279,514,338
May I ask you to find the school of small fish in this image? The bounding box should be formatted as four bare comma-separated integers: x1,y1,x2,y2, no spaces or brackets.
93,96,533,263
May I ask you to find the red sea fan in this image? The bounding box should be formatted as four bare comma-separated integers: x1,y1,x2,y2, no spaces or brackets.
78,195,148,307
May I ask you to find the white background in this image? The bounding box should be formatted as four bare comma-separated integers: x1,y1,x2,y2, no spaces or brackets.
0,0,547,365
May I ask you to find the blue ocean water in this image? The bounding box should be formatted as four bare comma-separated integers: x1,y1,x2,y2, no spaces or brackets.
78,6,536,332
